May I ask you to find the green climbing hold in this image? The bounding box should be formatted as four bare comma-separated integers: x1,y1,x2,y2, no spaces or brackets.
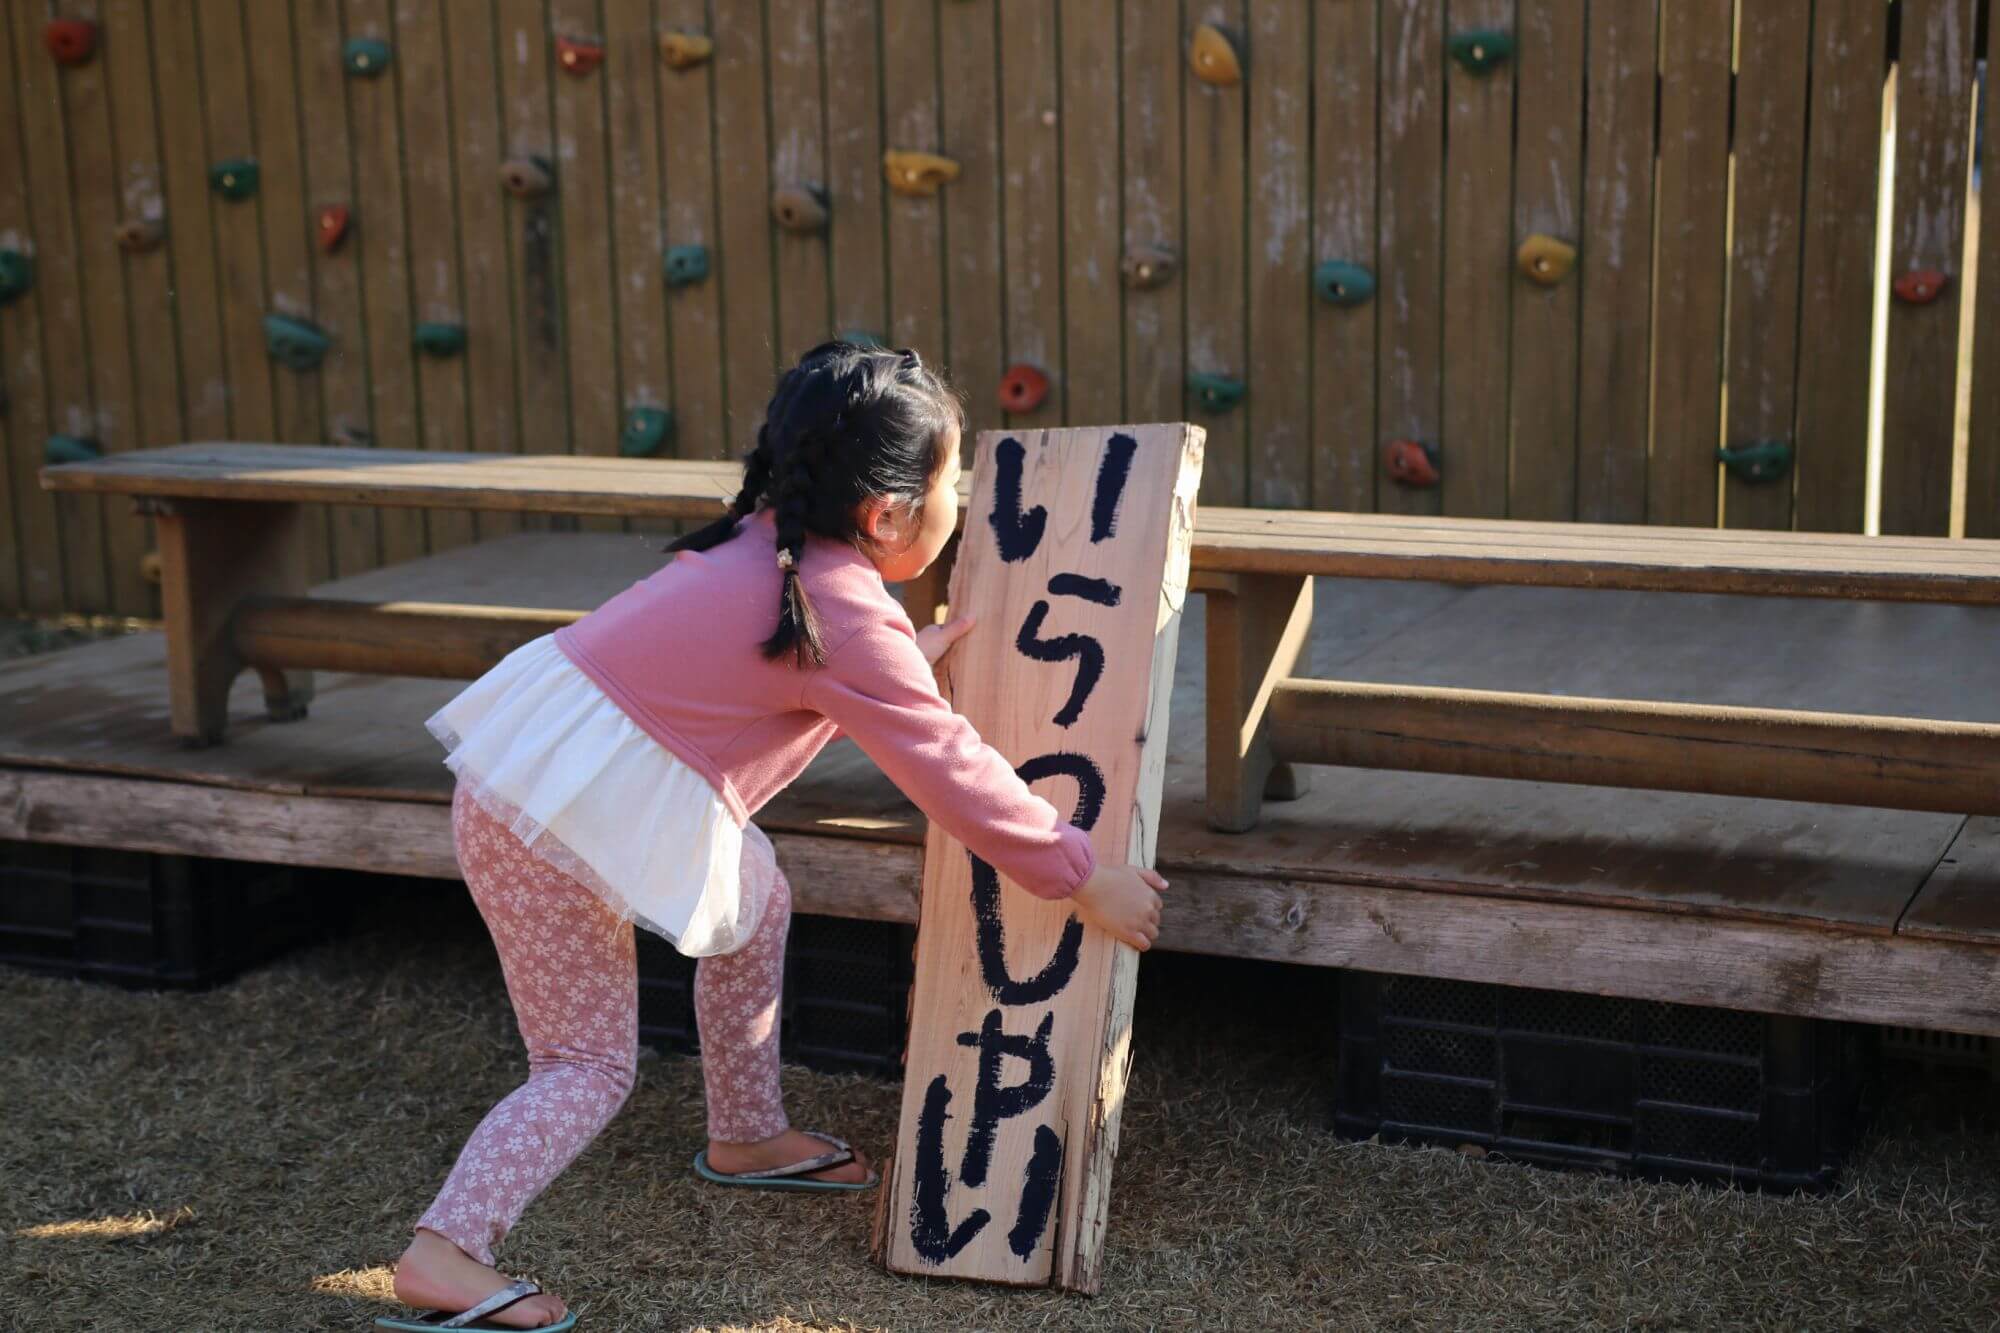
1188,372,1247,414
1448,29,1513,74
0,248,32,304
414,322,467,357
344,37,392,76
45,435,101,465
620,406,675,457
1717,439,1794,483
838,329,886,350
210,158,260,200
663,244,710,288
1313,260,1375,307
264,313,332,371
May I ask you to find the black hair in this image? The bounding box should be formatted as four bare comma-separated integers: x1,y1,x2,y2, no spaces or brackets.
668,339,964,666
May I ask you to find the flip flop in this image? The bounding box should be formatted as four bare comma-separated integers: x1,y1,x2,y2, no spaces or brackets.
374,1277,577,1331
692,1129,880,1192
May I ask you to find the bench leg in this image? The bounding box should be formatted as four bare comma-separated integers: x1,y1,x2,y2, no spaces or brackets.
151,499,316,745
1204,572,1313,832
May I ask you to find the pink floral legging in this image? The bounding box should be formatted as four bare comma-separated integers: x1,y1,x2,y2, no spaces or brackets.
416,783,793,1266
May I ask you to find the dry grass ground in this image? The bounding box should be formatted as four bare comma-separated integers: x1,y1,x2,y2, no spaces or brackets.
3,882,1998,1332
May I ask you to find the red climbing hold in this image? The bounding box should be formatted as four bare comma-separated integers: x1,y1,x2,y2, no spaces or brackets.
1384,439,1441,488
44,19,97,65
317,205,351,254
1893,269,1948,304
556,35,604,75
999,364,1049,414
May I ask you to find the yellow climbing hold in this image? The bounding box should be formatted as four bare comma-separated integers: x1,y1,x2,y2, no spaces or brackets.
1189,23,1241,87
1516,234,1577,286
883,150,961,198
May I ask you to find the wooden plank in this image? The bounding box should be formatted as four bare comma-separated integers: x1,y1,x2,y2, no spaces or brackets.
1648,0,1731,527
657,0,728,465
1060,0,1123,428
1309,0,1376,512
1439,0,1514,519
12,760,1999,1036
1794,0,1887,534
880,0,945,367
822,0,887,374
604,0,672,491
233,596,581,677
1375,0,1445,518
495,0,570,530
194,0,279,449
58,0,155,614
711,0,778,448
150,0,231,446
1900,817,2000,944
999,1,1063,428
1121,0,1185,428
9,0,107,611
242,0,334,587
296,0,382,575
1879,0,1976,536
395,0,476,552
1244,0,1310,507
1964,0,2000,537
343,0,426,564
549,0,622,535
1721,0,1811,531
0,8,50,609
1185,1,1249,505
1506,0,1583,522
938,0,1002,447
1575,0,1655,524
1205,572,1312,831
768,0,830,364
879,424,1201,1290
1267,678,2000,817
442,0,524,540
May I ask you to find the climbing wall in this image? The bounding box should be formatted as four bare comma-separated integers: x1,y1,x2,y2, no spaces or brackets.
0,2,1991,618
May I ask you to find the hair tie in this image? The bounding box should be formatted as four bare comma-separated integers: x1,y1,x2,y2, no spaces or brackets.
776,548,797,572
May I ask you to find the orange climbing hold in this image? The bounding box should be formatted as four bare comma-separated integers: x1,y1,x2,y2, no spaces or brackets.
999,364,1050,414
1893,269,1948,304
1189,23,1241,86
317,205,351,254
1384,439,1441,488
556,35,604,75
44,19,96,66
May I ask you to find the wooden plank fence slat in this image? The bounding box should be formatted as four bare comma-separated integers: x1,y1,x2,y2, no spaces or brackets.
1970,0,2000,536
1186,1,1249,507
939,0,1003,448
0,9,52,609
397,0,476,552
1794,0,1887,535
1880,0,1977,536
1245,0,1311,509
769,0,831,366
1575,0,1656,524
1061,0,1124,429
442,0,524,540
1440,0,1515,519
823,0,888,376
604,0,672,503
658,0,727,464
1376,0,1445,518
882,1,945,370
712,0,778,451
1648,0,1731,527
1310,0,1377,512
1000,1,1064,429
1507,0,1584,522
1121,0,1185,428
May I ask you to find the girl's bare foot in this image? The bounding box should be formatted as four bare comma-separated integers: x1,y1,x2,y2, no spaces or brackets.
392,1228,568,1328
705,1128,874,1184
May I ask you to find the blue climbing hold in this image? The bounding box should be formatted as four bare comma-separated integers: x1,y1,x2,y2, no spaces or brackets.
1188,372,1247,414
620,406,675,456
663,244,710,288
1313,260,1375,307
45,435,102,465
344,37,392,76
264,313,331,372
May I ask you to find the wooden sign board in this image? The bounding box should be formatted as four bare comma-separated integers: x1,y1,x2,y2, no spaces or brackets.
873,424,1204,1291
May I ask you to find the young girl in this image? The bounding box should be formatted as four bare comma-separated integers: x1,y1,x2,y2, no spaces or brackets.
380,342,1168,1330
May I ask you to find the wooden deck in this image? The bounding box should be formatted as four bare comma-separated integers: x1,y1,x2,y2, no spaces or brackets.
6,534,2000,1034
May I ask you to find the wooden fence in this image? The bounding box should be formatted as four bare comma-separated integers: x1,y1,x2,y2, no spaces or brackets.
0,0,1994,619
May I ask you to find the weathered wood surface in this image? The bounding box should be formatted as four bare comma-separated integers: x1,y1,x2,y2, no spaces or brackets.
43,447,2000,602
0,533,1988,942
880,425,1200,1290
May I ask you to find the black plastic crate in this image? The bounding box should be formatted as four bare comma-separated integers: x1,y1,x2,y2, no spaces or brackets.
1334,971,1876,1192
634,912,915,1078
0,840,315,990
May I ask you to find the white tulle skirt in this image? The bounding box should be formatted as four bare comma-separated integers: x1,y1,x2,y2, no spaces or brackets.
426,634,767,958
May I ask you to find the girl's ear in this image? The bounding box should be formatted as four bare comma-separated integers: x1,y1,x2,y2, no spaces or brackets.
857,495,897,545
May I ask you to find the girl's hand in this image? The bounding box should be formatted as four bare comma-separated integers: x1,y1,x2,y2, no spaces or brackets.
915,614,977,668
1070,863,1168,951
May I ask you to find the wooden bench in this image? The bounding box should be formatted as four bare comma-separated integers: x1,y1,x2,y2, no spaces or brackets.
42,442,2000,849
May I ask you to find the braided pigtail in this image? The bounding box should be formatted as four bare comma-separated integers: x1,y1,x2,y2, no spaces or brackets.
761,433,832,665
667,430,774,553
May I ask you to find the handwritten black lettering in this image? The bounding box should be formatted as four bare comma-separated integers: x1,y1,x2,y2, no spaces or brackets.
953,1009,1057,1187
1048,572,1121,607
970,752,1103,1006
1090,433,1138,543
910,1074,992,1263
988,436,1047,563
1009,1125,1066,1260
1015,602,1103,728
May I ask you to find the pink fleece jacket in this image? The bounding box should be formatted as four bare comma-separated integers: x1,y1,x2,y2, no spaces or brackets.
553,508,1095,900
